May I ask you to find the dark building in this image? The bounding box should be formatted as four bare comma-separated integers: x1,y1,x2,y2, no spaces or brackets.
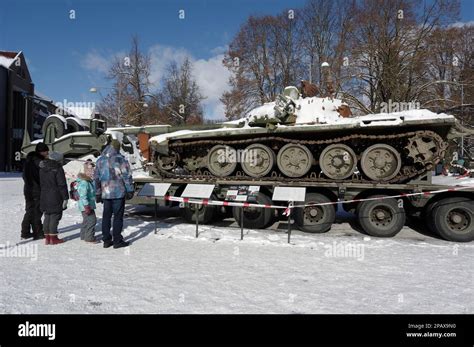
0,51,34,172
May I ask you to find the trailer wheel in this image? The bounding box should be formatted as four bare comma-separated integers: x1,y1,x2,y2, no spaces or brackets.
233,192,274,229
430,197,474,242
294,193,335,233
183,195,216,224
348,218,366,234
42,117,65,138
356,196,405,237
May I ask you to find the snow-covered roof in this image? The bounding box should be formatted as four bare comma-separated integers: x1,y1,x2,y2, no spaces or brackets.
0,51,20,69
66,106,96,120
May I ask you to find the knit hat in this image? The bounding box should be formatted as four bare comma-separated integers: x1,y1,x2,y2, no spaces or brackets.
83,159,95,178
48,151,63,162
35,142,49,153
111,139,121,151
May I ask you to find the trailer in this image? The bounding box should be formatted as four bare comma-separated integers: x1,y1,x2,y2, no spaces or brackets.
22,117,474,243
130,173,474,243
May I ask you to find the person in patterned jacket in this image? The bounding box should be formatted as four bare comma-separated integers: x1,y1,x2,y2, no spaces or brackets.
94,139,134,249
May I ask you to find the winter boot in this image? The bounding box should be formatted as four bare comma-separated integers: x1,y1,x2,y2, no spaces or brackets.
113,240,130,249
103,240,114,248
45,235,51,245
49,235,65,245
21,232,34,240
33,232,45,240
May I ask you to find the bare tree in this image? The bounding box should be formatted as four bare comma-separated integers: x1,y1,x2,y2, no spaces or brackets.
222,12,304,120
345,0,460,113
99,36,153,126
159,58,205,125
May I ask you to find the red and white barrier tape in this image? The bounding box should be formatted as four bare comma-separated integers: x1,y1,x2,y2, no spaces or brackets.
142,184,474,211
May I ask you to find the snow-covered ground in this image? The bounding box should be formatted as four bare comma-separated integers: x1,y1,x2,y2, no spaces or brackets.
0,173,473,314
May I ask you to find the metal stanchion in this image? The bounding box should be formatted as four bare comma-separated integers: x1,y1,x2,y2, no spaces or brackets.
195,203,199,238
153,198,158,234
287,201,294,244
240,206,244,240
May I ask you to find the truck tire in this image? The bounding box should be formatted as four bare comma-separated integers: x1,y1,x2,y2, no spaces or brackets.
183,195,216,224
430,197,474,242
356,196,405,237
233,192,274,229
294,193,335,233
42,117,65,138
66,117,85,133
348,218,367,234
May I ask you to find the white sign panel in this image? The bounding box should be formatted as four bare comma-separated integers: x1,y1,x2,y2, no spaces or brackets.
181,184,215,199
272,187,306,202
137,183,172,197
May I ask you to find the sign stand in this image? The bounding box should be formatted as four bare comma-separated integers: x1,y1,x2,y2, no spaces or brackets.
272,187,306,245
240,206,244,240
137,183,172,235
181,184,215,239
195,204,199,238
287,201,294,244
154,199,158,234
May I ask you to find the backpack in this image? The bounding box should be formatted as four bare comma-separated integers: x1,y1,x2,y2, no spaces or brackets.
69,181,80,201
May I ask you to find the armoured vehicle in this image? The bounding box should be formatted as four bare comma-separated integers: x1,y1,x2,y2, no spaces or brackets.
149,86,459,184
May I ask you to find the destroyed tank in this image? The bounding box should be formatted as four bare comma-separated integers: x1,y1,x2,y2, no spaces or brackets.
149,86,459,184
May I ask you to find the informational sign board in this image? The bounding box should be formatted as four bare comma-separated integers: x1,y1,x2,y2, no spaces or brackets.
137,183,172,197
181,184,215,199
272,187,306,202
225,185,260,201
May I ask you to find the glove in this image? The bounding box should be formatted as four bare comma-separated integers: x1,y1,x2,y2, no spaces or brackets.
125,191,134,200
84,205,93,215
96,194,103,204
62,200,68,210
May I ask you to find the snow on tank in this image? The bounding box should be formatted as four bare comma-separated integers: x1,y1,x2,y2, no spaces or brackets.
149,85,459,184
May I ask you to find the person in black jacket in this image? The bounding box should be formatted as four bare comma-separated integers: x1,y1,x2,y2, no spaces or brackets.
21,142,49,240
39,151,69,245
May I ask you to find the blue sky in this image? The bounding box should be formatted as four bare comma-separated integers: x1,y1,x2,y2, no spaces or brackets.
0,0,473,119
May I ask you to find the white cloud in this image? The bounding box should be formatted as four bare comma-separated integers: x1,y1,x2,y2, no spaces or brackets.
81,50,110,74
449,21,474,28
193,54,231,119
81,45,231,119
148,45,231,119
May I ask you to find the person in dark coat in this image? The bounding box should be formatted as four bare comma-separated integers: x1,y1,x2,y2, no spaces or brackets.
21,142,49,240
39,151,69,245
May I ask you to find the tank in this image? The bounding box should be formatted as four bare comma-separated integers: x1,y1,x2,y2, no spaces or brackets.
149,86,459,184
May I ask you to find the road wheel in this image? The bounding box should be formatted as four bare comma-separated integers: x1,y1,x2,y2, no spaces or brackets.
294,193,335,233
207,145,237,177
430,197,474,242
233,192,274,229
356,196,405,237
360,144,401,181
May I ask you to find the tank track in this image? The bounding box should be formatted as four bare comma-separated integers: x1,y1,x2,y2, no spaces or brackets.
152,130,447,184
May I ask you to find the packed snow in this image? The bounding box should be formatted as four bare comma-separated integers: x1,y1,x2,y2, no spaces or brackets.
0,173,472,314
0,56,15,69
